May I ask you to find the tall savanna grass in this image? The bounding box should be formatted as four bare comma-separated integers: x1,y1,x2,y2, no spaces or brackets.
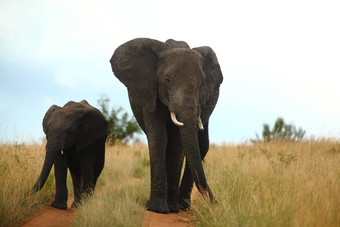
1,139,339,226
191,139,340,226
0,142,55,226
0,142,151,227
72,143,150,226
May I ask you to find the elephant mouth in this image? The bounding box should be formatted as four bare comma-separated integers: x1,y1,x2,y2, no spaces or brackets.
170,112,204,131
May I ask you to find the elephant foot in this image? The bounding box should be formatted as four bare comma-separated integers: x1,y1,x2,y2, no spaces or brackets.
167,201,180,213
178,191,191,210
178,198,191,211
204,186,218,204
51,200,67,210
71,200,81,208
146,198,169,214
209,194,218,204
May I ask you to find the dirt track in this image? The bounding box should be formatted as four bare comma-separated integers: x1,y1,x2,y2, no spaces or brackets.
22,198,74,227
142,210,193,227
21,188,197,227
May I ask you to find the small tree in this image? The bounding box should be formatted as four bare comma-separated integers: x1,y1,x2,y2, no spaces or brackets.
255,117,305,142
97,95,141,145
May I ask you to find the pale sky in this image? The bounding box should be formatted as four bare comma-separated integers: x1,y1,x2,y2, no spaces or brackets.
1,0,339,144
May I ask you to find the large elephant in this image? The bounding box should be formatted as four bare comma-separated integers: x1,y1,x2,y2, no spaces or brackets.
110,38,223,213
32,100,108,209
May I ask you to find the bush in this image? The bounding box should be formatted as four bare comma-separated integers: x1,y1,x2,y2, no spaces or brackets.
254,117,305,142
97,95,141,145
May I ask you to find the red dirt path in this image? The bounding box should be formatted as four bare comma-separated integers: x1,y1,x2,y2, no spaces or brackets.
21,188,198,227
22,198,74,227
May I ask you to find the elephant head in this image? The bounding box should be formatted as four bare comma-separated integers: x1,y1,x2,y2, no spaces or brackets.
110,38,223,197
32,100,108,192
111,38,222,129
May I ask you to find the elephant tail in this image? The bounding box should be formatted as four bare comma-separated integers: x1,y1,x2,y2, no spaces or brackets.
32,148,59,193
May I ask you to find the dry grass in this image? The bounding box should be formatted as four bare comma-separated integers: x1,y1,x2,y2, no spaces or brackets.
191,139,340,226
0,142,151,227
1,139,339,226
72,143,150,226
0,142,55,226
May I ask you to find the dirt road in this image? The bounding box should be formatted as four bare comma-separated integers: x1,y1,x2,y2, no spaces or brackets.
21,189,198,227
142,210,193,227
22,198,74,227
142,187,198,227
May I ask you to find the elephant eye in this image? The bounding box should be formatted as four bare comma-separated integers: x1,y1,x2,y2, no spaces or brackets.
165,77,171,83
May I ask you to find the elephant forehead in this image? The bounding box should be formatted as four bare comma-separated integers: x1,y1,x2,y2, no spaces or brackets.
49,109,81,124
161,48,201,62
64,101,88,109
159,51,204,76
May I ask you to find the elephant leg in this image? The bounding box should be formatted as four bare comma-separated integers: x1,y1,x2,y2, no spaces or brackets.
94,136,106,186
179,124,210,210
144,107,169,214
69,163,82,208
80,153,95,196
166,125,183,213
178,161,193,210
79,142,103,203
51,153,68,210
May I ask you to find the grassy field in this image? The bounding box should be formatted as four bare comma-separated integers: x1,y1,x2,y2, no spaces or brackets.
0,139,339,226
0,142,55,226
192,139,340,226
72,144,150,226
0,142,150,227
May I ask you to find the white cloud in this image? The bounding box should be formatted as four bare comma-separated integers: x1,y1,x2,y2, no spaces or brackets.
1,0,340,142
54,73,78,89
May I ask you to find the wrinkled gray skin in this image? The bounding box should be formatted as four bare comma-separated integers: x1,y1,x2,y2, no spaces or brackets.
110,38,223,213
32,100,108,209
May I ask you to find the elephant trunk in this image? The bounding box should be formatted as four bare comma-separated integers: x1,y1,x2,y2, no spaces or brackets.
32,145,59,193
180,115,209,196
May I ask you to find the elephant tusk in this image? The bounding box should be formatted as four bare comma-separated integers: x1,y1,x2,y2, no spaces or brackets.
170,112,184,127
198,116,204,131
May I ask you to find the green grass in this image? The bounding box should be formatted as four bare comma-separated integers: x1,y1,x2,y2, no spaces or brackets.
1,140,339,226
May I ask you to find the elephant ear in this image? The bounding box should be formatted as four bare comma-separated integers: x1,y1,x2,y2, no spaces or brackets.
110,38,169,112
42,105,61,135
194,46,223,87
75,107,108,152
194,46,223,118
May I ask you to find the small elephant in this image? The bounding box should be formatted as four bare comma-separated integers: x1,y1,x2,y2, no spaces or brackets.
110,38,223,213
32,100,108,209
